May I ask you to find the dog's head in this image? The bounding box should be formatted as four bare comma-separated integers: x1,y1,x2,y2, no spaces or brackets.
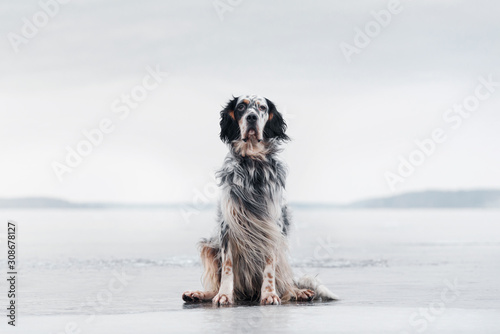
219,95,289,144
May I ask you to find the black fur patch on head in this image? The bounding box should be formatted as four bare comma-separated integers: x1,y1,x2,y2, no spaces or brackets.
219,97,240,143
263,98,290,142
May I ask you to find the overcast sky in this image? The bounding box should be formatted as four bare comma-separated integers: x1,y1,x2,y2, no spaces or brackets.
1,0,499,204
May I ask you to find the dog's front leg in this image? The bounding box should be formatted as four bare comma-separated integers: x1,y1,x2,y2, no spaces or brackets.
260,254,281,305
212,247,234,305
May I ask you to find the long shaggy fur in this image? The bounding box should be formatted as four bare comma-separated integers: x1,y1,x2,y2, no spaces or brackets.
200,142,296,301
192,95,338,303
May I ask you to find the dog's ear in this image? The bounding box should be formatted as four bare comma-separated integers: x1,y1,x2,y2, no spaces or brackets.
264,98,290,142
219,97,240,143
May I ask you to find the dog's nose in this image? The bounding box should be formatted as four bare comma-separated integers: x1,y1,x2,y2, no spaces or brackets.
246,114,258,123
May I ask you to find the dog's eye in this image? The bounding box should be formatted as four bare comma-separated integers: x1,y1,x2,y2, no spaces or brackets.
237,103,246,111
259,105,267,112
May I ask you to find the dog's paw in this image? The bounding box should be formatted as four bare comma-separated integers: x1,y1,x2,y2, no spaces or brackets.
212,293,233,306
296,289,315,301
260,292,281,305
182,290,205,303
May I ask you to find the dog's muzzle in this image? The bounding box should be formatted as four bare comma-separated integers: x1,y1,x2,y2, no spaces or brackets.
243,112,262,142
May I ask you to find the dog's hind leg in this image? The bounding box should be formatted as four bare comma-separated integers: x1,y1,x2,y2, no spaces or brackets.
182,290,217,302
294,288,315,301
296,275,339,301
182,239,220,303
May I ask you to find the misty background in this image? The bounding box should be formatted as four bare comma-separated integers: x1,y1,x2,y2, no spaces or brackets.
1,0,499,205
1,3,500,333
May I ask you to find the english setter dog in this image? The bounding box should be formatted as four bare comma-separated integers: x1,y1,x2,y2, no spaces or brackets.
182,95,338,305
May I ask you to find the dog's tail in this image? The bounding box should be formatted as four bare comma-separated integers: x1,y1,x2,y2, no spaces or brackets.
296,275,340,300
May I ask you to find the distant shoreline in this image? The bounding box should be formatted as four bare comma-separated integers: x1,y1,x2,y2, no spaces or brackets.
1,189,500,209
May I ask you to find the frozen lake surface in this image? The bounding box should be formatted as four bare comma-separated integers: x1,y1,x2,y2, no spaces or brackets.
0,209,499,333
